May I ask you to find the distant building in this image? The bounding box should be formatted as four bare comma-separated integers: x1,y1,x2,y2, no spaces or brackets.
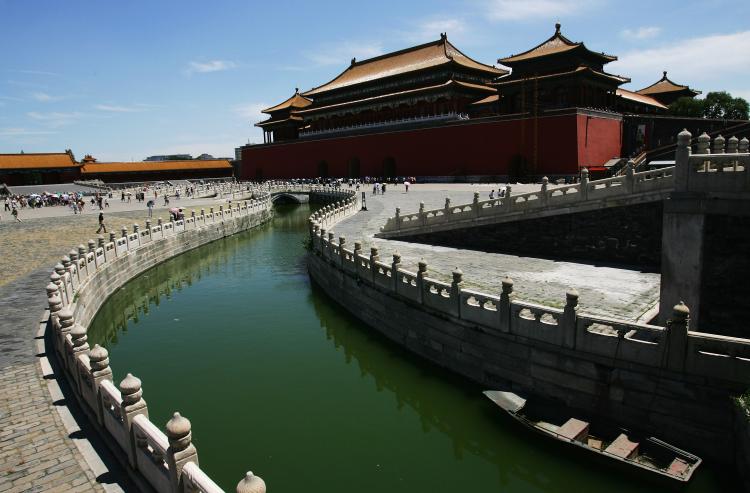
239,24,723,180
80,158,233,182
0,151,80,186
144,154,193,161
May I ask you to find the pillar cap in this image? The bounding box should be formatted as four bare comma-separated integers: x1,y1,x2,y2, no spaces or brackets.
166,412,191,438
237,471,266,493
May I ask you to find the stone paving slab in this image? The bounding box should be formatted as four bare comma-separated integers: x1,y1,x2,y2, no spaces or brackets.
333,183,661,321
0,362,103,492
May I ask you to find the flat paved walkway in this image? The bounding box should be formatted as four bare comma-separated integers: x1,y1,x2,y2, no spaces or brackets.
333,183,661,321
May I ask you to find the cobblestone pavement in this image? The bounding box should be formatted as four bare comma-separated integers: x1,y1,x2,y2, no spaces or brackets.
0,363,102,493
333,183,661,321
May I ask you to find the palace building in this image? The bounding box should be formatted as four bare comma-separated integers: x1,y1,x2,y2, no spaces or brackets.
240,25,712,180
0,152,234,186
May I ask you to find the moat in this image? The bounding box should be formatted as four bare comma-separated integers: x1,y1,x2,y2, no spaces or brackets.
87,204,736,492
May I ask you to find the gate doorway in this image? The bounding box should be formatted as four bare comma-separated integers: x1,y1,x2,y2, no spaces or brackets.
348,158,361,178
383,157,396,178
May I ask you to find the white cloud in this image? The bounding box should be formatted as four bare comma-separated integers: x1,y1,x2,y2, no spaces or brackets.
27,111,84,128
0,127,56,137
233,102,269,122
305,41,384,66
620,26,661,40
94,104,146,113
611,30,750,90
31,92,61,102
186,60,237,74
484,0,598,21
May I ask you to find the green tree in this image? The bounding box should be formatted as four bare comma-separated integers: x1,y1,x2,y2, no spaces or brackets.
668,97,705,117
668,91,749,120
703,91,749,120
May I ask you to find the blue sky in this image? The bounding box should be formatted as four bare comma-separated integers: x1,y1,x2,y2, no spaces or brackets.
1,0,748,161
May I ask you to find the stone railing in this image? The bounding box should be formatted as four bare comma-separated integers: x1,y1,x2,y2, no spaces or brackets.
675,130,750,194
307,189,359,233
307,223,750,384
42,191,273,493
377,165,675,237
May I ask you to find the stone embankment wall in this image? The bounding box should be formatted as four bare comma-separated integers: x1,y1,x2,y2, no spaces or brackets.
396,201,663,269
41,185,352,493
307,188,750,466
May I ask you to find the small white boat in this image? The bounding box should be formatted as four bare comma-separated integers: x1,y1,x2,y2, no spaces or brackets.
483,390,702,483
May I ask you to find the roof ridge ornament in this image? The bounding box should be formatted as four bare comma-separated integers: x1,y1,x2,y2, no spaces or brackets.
351,57,356,65
555,22,561,34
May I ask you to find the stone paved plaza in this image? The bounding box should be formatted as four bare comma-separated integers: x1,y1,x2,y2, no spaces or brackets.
333,182,661,321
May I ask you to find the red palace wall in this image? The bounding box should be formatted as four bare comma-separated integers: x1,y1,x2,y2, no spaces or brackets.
241,110,622,180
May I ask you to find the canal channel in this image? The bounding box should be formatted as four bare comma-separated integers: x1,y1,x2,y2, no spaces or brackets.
87,204,735,493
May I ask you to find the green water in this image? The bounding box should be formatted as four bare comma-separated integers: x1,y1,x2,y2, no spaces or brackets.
88,205,736,493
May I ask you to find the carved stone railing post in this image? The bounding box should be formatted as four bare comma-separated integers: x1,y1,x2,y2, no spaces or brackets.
394,207,401,230
416,260,428,304
166,412,199,493
625,160,635,193
540,177,548,205
237,471,267,493
133,224,139,235
674,129,692,191
579,168,589,200
472,192,480,217
318,228,326,257
88,239,96,253
391,252,401,293
739,137,749,154
419,202,426,227
727,136,739,171
666,302,689,372
121,226,128,238
109,232,116,244
120,373,148,468
339,236,347,268
563,288,579,349
443,197,451,218
98,236,105,248
353,241,362,277
46,283,62,321
370,246,379,283
88,344,113,425
499,277,514,333
57,308,74,361
451,268,463,317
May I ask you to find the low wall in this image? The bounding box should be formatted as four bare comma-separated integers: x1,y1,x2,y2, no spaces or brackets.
307,200,750,466
42,192,283,493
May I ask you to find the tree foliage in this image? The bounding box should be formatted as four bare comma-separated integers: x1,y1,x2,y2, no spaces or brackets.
668,91,749,120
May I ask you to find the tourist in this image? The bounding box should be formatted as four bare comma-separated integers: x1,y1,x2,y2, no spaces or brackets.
96,212,107,233
104,198,110,208
121,191,125,202
381,183,386,194
489,190,495,200
4,198,10,211
147,199,154,217
404,180,410,192
11,206,21,222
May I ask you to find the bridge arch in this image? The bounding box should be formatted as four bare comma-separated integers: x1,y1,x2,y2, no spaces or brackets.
271,193,309,205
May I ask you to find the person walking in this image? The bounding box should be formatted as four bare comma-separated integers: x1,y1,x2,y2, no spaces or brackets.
11,206,21,222
96,212,107,233
147,199,154,218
